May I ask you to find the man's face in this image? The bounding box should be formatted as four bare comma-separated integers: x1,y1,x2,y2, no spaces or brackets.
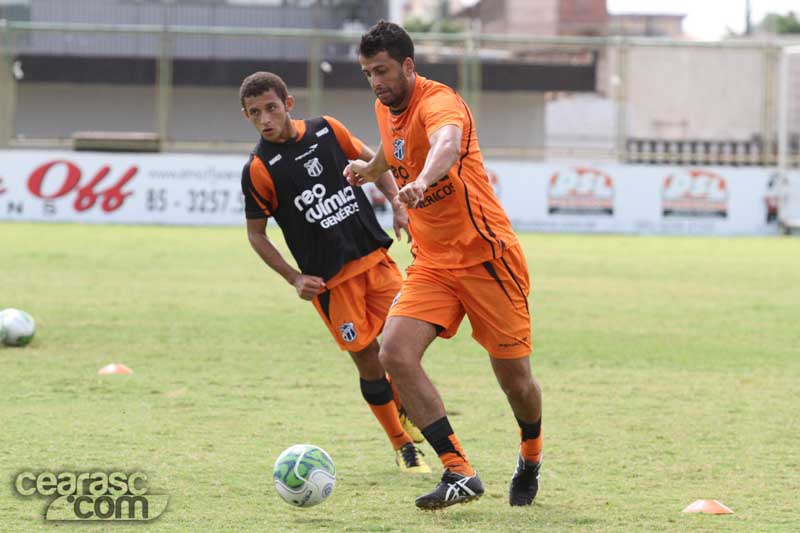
359,51,412,109
241,89,294,142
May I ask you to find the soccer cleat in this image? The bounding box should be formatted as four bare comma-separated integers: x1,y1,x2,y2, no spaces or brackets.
509,454,541,506
396,443,432,474
399,409,425,444
415,470,484,510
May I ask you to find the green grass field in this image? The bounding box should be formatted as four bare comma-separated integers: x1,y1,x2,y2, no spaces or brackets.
1,222,799,532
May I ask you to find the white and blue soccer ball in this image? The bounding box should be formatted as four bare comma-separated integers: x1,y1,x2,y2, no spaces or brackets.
1,308,36,347
273,444,336,508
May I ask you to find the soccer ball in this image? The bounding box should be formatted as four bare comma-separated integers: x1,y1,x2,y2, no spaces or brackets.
273,444,336,508
0,308,36,347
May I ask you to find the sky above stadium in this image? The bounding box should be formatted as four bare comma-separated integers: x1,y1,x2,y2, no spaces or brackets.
607,0,800,40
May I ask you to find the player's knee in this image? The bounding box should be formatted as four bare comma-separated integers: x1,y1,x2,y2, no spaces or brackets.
377,344,399,371
377,339,411,372
499,375,536,401
351,342,378,362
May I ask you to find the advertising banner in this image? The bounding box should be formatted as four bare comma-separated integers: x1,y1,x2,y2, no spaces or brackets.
0,150,783,235
0,151,245,225
479,161,780,235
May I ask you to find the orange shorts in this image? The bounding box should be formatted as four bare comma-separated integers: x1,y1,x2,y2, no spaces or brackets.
388,244,531,358
312,253,402,352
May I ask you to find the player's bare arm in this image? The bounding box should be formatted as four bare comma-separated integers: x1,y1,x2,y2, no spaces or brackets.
246,218,325,300
344,142,390,186
356,144,411,242
381,176,412,242
397,124,462,208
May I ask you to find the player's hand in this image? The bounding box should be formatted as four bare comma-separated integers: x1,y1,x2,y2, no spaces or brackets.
390,197,412,243
292,274,326,301
397,180,428,209
343,160,377,186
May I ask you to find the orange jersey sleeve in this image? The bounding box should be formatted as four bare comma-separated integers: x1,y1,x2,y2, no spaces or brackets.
323,115,365,160
242,154,278,218
374,76,518,268
417,88,465,138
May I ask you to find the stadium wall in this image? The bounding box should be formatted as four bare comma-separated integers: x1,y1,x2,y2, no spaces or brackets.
625,45,773,141
14,84,546,151
0,150,784,235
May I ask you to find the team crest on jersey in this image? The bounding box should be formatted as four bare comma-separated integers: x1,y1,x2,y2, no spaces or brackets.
338,322,357,343
393,138,405,160
304,157,324,177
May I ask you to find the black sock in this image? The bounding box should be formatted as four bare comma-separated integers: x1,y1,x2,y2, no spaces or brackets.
516,416,542,440
421,416,461,458
359,376,393,406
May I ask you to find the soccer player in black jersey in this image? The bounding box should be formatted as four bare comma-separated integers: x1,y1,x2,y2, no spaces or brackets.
239,71,429,474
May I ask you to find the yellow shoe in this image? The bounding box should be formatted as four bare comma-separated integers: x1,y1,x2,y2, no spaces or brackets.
396,443,432,474
399,409,425,444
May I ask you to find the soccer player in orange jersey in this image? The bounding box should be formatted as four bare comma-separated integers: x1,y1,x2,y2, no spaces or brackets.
239,71,430,474
344,23,543,509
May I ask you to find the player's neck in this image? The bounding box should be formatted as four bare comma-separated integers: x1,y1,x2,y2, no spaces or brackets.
273,117,299,144
390,73,416,114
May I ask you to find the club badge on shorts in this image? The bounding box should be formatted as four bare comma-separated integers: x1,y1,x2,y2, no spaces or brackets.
393,138,405,160
338,322,357,343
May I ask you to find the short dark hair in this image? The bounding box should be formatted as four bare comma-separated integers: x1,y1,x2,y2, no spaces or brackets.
358,20,414,64
239,71,288,108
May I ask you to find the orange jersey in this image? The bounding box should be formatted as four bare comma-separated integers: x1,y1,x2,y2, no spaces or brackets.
374,75,518,268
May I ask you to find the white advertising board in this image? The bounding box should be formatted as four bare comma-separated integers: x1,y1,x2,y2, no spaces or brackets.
478,161,781,236
0,150,783,235
0,150,246,225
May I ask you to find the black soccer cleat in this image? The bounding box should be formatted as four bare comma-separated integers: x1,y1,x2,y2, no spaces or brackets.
415,469,484,510
509,454,541,506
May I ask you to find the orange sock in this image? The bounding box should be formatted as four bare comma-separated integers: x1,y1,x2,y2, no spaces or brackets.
520,434,543,464
386,373,404,412
421,417,475,476
517,415,543,464
439,435,475,476
368,402,412,450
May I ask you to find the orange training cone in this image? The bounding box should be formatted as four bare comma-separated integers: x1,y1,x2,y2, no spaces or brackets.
682,500,734,514
97,363,133,375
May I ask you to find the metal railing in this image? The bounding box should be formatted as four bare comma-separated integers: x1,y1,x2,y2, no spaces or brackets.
1,20,798,164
